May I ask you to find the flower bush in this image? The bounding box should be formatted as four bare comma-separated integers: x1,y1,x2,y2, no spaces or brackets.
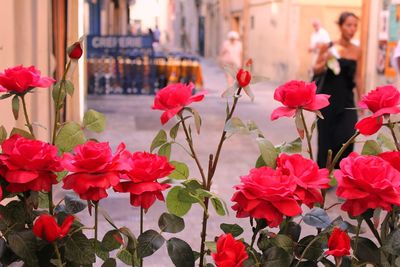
2,42,400,267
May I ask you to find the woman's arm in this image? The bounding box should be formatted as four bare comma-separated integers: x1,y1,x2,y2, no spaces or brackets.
312,43,329,75
355,48,364,101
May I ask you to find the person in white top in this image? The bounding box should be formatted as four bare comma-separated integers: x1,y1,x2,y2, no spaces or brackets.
219,31,243,87
309,19,331,53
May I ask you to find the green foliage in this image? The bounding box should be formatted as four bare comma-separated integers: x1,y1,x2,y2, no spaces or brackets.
83,109,106,133
10,127,34,139
11,95,19,120
361,140,382,155
277,137,302,154
351,237,380,264
65,192,87,214
261,247,292,267
8,230,38,267
158,213,185,233
210,197,226,216
220,223,244,237
101,230,123,252
0,125,7,144
65,232,96,265
166,186,193,217
169,161,189,180
167,238,195,267
101,258,116,267
55,122,86,152
256,137,278,168
137,230,165,258
302,208,331,229
158,142,172,159
295,235,324,261
150,129,167,152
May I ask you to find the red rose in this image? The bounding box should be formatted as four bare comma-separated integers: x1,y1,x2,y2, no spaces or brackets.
152,83,206,124
0,135,62,193
114,181,170,209
356,85,400,135
379,151,400,171
0,65,55,94
62,141,130,201
67,42,83,59
33,214,74,242
335,152,400,216
325,228,351,257
270,80,330,120
212,233,248,267
276,153,330,207
236,69,251,87
231,167,302,227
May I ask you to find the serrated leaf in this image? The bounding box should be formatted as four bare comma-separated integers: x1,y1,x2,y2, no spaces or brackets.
11,95,19,120
211,197,225,216
278,137,302,154
55,122,86,152
65,232,96,265
83,109,106,133
220,223,244,237
52,81,66,105
255,155,267,168
225,117,248,134
8,231,38,267
10,127,34,139
377,133,396,151
170,122,180,139
296,235,323,261
167,238,195,267
137,230,165,258
101,230,123,251
150,130,167,152
168,161,189,180
65,192,87,214
0,126,7,144
158,142,171,160
361,140,382,155
116,249,133,265
158,212,185,233
166,187,192,217
351,237,380,264
303,208,331,229
256,137,278,168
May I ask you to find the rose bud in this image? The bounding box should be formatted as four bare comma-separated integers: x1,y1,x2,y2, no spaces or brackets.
236,69,251,87
67,42,83,60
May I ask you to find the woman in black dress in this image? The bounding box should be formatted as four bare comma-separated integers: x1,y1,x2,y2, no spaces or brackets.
313,12,363,168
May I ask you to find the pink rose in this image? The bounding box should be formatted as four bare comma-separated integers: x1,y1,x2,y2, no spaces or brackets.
277,153,330,207
335,152,400,216
152,83,206,124
212,234,248,267
270,80,330,120
231,167,302,227
0,135,62,193
0,65,55,93
356,85,400,135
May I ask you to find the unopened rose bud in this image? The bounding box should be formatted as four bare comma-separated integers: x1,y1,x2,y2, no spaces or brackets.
236,69,251,87
67,42,83,59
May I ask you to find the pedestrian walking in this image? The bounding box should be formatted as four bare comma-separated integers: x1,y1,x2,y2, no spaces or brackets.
219,31,242,87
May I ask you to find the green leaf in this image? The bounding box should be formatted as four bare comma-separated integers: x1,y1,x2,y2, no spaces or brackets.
56,170,69,182
52,81,66,105
278,221,301,242
255,155,267,168
150,130,167,152
351,237,380,264
303,208,331,229
0,93,13,100
220,223,244,237
382,229,400,255
158,213,185,233
0,126,7,144
65,232,96,265
205,241,217,252
262,247,291,267
116,249,133,265
256,137,278,168
65,80,75,96
10,127,34,139
296,235,323,261
191,108,202,134
118,227,137,253
38,192,49,208
158,142,172,160
101,230,123,251
225,117,248,134
182,179,202,191
295,110,305,139
8,231,38,267
269,235,294,254
170,122,180,139
11,95,19,120
278,137,302,154
166,187,192,217
167,238,195,267
361,140,382,155
93,239,109,261
168,161,189,180
211,197,226,216
55,122,86,152
137,230,165,258
101,258,116,267
377,133,396,151
65,192,87,214
83,109,106,133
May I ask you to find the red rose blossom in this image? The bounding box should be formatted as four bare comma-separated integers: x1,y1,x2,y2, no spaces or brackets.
356,85,400,135
231,167,302,227
212,233,248,267
325,228,351,257
276,153,330,207
270,80,330,120
62,141,130,201
379,151,400,171
0,135,62,193
152,83,206,124
33,214,74,243
236,69,251,87
68,42,83,59
335,152,400,216
0,65,55,93
113,152,174,209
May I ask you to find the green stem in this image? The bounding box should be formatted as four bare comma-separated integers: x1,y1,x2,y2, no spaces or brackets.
300,109,313,160
365,217,382,246
387,119,400,151
352,219,362,264
48,189,54,215
295,236,321,267
20,94,35,138
52,242,63,267
140,207,144,267
94,201,99,250
328,132,360,172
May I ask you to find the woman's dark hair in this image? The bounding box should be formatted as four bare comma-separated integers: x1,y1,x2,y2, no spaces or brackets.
338,12,358,26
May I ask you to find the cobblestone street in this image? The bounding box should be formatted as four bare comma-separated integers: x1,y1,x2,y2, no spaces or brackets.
83,59,352,266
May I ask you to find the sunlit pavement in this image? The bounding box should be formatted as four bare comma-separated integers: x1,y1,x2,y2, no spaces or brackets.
82,59,362,266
